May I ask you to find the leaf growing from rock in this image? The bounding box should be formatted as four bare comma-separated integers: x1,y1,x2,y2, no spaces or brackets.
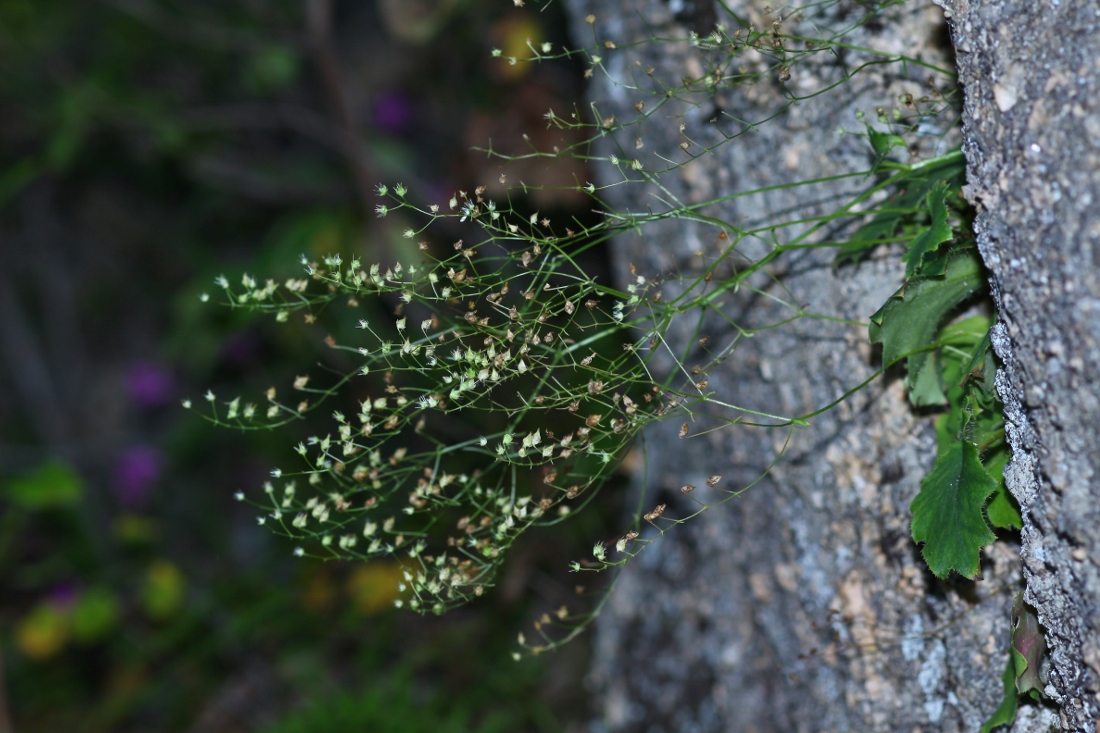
910,440,998,578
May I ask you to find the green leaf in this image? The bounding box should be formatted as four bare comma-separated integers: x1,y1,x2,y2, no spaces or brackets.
141,559,186,620
867,126,908,170
983,447,1021,530
1011,592,1047,699
835,150,965,268
952,325,995,392
902,181,954,278
910,440,998,578
72,586,121,643
831,148,963,265
906,351,946,406
979,654,1018,733
869,250,985,406
4,459,83,509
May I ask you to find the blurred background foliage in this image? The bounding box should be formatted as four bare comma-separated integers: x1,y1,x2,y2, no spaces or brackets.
0,1,610,730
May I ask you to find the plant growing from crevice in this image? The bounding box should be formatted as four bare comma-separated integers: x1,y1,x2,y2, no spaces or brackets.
194,0,1037,723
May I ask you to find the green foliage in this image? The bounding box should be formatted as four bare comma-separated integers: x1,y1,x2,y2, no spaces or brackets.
4,459,84,509
869,248,985,406
846,131,1018,578
902,182,955,279
834,150,966,267
980,592,1049,731
910,440,997,578
200,178,822,625
980,656,1019,733
197,0,1013,661
847,130,1033,727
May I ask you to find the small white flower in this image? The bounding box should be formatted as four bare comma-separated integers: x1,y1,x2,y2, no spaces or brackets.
293,547,304,557
271,468,283,478
234,491,244,501
181,399,192,409
375,183,388,196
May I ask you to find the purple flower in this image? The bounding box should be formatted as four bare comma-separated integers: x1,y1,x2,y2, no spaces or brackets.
113,446,163,510
373,90,412,135
126,362,175,408
47,582,80,609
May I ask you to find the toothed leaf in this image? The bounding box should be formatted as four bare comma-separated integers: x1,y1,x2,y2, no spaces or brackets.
869,250,984,406
910,440,998,578
902,181,955,278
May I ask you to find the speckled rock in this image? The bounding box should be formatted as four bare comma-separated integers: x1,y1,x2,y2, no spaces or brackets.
561,0,1035,730
936,0,1100,729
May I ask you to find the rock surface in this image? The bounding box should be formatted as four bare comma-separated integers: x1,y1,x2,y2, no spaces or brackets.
559,1,1046,730
937,0,1100,728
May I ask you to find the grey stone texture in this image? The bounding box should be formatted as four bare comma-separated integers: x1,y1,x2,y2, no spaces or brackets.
558,0,1080,730
937,0,1100,729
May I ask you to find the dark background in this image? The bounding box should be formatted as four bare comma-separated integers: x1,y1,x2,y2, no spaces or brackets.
0,1,610,730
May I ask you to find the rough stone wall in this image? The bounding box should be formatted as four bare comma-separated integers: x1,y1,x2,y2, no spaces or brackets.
937,0,1100,729
561,1,1050,731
